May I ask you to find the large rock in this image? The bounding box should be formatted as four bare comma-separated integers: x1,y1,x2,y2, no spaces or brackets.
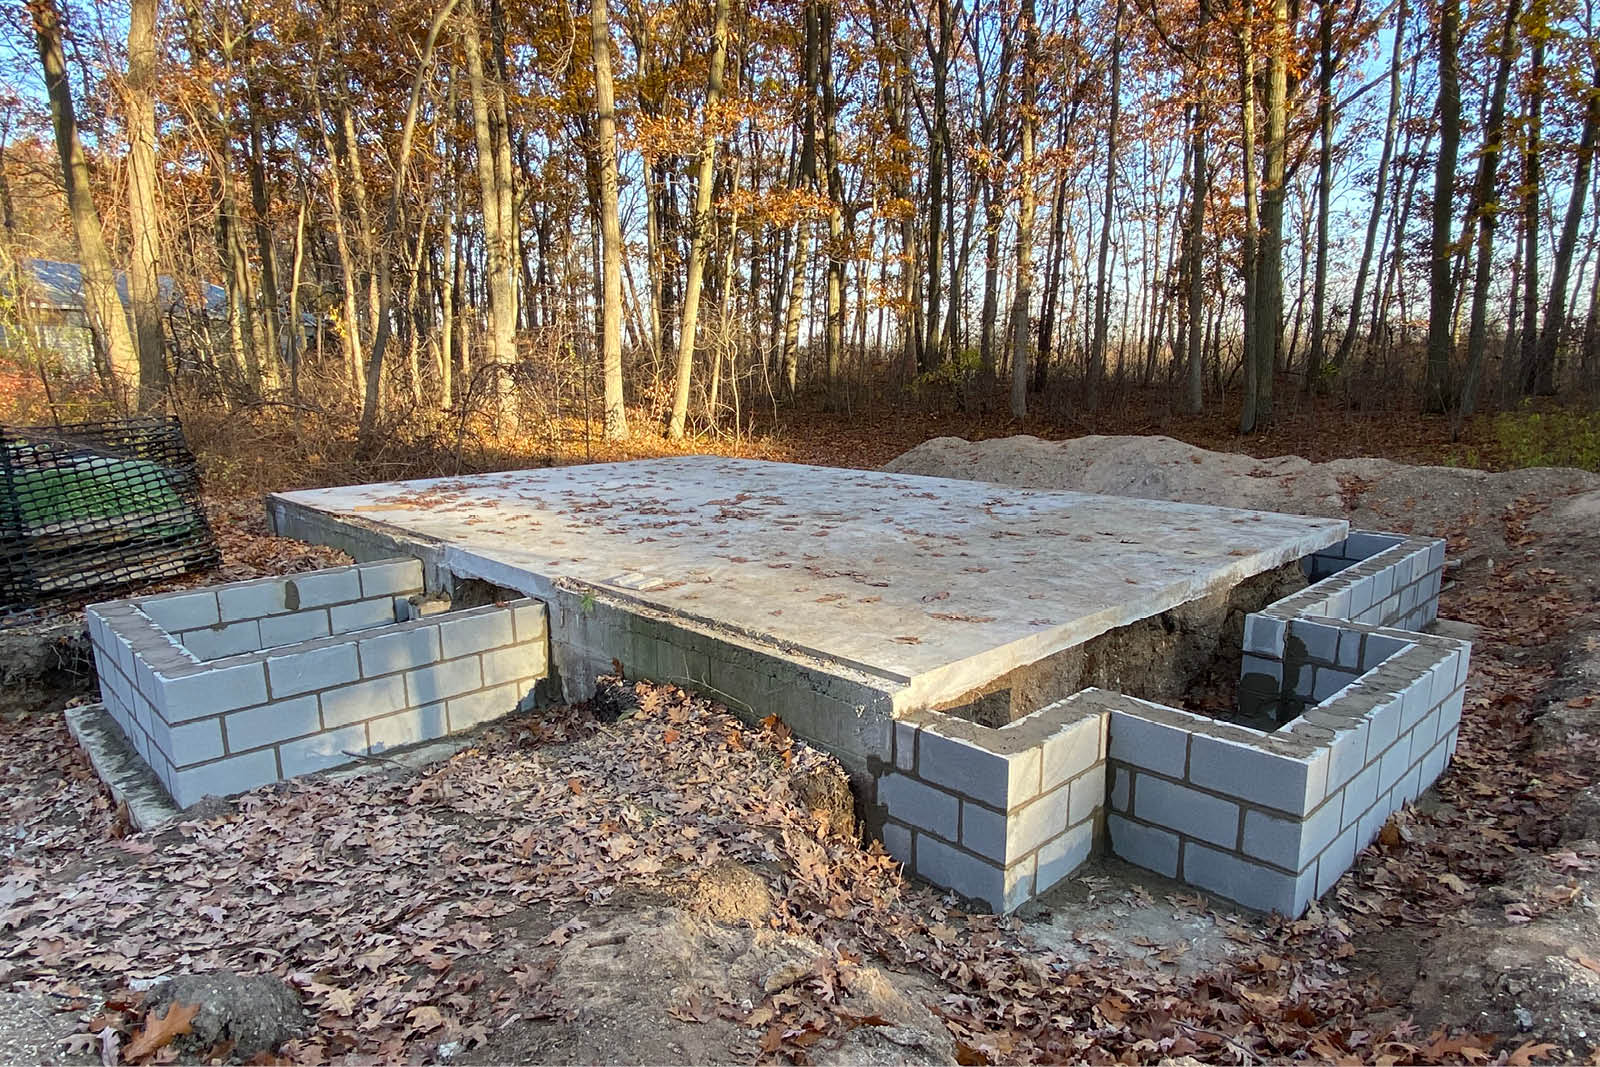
144,972,304,1058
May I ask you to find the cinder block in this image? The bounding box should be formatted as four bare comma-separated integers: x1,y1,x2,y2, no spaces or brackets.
267,644,360,698
181,620,262,661
405,656,483,705
512,601,548,642
894,722,917,772
1400,675,1434,732
878,774,960,840
321,674,409,729
1107,710,1189,779
1378,736,1410,793
286,568,363,610
1241,793,1340,872
142,591,220,632
914,835,1032,914
447,681,526,730
918,727,1039,811
169,748,280,807
1347,531,1403,559
1189,734,1326,816
1110,766,1131,812
259,609,332,648
1108,814,1179,878
1341,761,1380,829
1312,668,1358,702
330,599,397,635
1372,565,1395,603
1133,774,1240,848
438,609,516,658
1041,716,1101,790
1420,736,1450,788
1336,630,1361,669
1349,575,1374,616
960,800,1009,862
217,580,288,623
157,661,269,722
1035,820,1094,891
482,644,547,687
880,821,913,864
358,559,424,598
279,723,368,776
1290,620,1340,665
224,696,321,751
1181,841,1316,916
1325,586,1353,620
1365,694,1402,758
358,625,441,678
1430,655,1459,708
1437,687,1465,739
165,717,225,766
1361,634,1411,670
1068,763,1107,825
1410,709,1441,763
1395,762,1423,805
1243,614,1286,657
368,703,448,752
1315,823,1360,898
1358,790,1394,848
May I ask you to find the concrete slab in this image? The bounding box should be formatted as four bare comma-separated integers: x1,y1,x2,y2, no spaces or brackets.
270,458,1345,710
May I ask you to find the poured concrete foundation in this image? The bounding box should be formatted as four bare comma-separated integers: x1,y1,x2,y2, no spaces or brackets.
250,459,1467,916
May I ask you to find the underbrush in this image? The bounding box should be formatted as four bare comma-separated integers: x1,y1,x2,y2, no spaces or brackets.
1490,408,1600,472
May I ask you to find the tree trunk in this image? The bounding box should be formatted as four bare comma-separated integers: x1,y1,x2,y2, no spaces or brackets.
30,0,141,409
1237,3,1260,431
591,0,628,438
464,1,518,424
1088,0,1124,409
1423,0,1462,411
1010,0,1037,418
126,0,166,410
666,0,730,439
1185,108,1207,414
1248,0,1287,428
1534,59,1599,391
1517,34,1546,394
1305,0,1335,393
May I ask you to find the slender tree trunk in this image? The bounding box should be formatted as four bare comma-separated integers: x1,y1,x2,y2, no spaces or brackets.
1305,0,1335,392
1423,0,1463,411
1454,0,1521,429
1534,60,1599,391
464,1,518,424
1237,4,1260,431
1185,108,1208,414
30,0,141,409
1248,0,1287,427
666,0,730,439
126,0,166,410
592,0,628,438
1010,0,1037,418
1518,34,1546,394
1089,0,1125,409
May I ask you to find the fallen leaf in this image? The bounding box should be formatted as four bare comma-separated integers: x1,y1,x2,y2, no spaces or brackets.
124,1002,200,1061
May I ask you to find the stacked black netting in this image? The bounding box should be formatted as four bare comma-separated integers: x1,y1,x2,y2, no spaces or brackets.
0,415,219,620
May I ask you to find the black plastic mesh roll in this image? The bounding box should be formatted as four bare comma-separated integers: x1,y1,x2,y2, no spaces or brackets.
0,415,219,620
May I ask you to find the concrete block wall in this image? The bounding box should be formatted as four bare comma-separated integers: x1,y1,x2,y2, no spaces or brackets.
85,560,549,808
877,696,1106,913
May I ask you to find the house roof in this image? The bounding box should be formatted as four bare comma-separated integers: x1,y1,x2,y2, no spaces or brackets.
14,258,227,318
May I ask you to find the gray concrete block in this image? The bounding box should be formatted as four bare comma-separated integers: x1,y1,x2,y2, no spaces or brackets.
217,580,288,623
447,682,526,730
1110,766,1131,812
358,624,441,678
259,609,332,648
1410,709,1441,764
1241,793,1340,872
512,601,548,642
1361,634,1411,670
279,723,368,776
1189,734,1326,816
1290,620,1340,664
1365,694,1402,759
1243,614,1286,657
960,800,1009,862
165,717,225,766
894,722,916,772
439,609,516,658
1181,841,1315,916
1336,630,1361,669
1035,820,1094,892
1429,654,1459,708
1372,565,1395,602
1357,789,1393,848
1395,762,1423,805
1107,814,1179,878
482,644,547,687
1378,736,1410,793
1107,710,1188,779
1399,673,1434,732
181,620,262,661
404,656,483,706
143,591,220,632
1347,531,1402,559
1437,687,1465,739
1341,760,1380,829
914,834,1032,914
880,821,913,864
918,726,1040,810
1420,735,1449,788
358,559,424,598
321,674,409,728
367,703,447,752
330,598,397,635
224,696,321,752
157,661,270,722
267,643,360,698
1325,586,1353,620
878,774,960,841
1312,667,1358,702
286,568,362,610
1315,823,1359,899
169,748,280,807
1068,763,1106,825
1041,716,1101,791
1349,575,1374,616
1133,774,1240,848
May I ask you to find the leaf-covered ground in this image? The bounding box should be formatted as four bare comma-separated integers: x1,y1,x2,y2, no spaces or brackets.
3,444,1599,1065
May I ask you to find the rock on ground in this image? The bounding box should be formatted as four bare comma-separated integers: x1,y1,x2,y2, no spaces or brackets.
144,972,304,1058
